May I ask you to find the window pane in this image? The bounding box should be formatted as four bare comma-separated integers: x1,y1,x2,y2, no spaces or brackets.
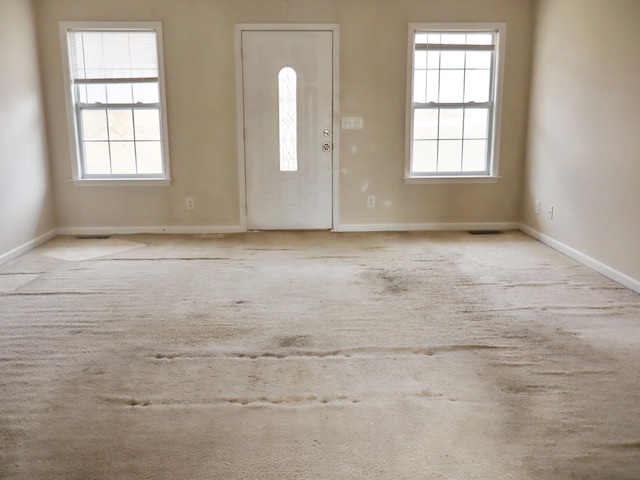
440,51,465,69
414,50,427,69
425,70,440,103
86,84,107,104
106,83,133,104
75,84,88,103
441,33,466,45
136,142,163,174
466,51,492,69
415,33,440,44
107,110,134,140
462,140,488,172
464,108,489,139
132,83,159,104
427,51,440,69
464,70,491,103
110,142,137,174
81,109,108,140
439,70,464,103
134,109,161,140
439,109,464,139
466,33,493,45
438,140,463,172
413,69,426,103
84,142,111,174
413,109,439,139
412,140,438,172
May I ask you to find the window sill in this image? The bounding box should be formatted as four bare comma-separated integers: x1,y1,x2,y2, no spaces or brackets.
404,175,500,184
71,178,172,187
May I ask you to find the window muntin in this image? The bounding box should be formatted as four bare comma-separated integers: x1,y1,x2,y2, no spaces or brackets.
407,25,503,178
278,66,298,172
61,23,170,181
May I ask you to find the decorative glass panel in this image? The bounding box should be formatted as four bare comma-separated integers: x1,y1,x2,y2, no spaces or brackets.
278,67,298,172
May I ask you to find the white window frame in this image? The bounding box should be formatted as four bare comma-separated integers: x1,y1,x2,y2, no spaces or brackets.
59,21,171,186
404,22,506,183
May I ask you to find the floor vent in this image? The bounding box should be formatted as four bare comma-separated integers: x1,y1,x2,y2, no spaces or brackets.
468,230,503,235
75,235,112,240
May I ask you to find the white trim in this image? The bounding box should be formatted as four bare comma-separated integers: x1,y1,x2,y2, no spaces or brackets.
71,179,171,187
234,26,247,231
334,222,518,233
331,27,341,231
404,175,501,184
519,225,640,294
235,24,340,233
0,230,57,266
58,21,171,182
404,22,507,180
56,226,244,236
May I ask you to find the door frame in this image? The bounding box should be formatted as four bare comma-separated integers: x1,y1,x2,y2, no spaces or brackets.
235,24,340,231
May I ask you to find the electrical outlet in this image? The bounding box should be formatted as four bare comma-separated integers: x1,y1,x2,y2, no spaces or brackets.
185,197,195,210
535,200,541,215
548,205,554,220
342,116,364,130
367,195,375,208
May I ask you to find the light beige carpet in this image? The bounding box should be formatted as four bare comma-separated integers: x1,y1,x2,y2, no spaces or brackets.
1,231,640,479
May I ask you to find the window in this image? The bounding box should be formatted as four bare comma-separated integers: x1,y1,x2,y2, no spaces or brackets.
405,23,505,181
60,22,170,184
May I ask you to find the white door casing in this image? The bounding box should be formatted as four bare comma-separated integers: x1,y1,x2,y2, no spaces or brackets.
240,29,334,230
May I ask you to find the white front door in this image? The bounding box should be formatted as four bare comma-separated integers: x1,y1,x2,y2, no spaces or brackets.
241,30,334,230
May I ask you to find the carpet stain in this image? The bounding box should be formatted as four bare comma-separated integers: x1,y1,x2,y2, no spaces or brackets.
4,231,640,480
278,335,312,348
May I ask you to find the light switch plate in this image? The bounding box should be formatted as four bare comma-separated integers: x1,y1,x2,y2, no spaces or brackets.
342,116,363,129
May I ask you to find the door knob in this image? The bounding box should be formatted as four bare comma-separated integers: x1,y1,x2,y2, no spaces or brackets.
322,141,332,152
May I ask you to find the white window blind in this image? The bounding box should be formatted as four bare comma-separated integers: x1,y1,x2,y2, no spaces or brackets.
68,30,158,81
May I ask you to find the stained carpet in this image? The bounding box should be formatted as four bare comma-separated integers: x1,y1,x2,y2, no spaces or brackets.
1,231,640,479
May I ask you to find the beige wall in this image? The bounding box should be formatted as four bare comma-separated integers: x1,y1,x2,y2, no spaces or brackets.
523,0,640,284
35,0,535,231
0,0,54,262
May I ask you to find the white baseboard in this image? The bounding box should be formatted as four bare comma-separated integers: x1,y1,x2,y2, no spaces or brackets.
334,222,519,233
0,229,57,266
56,225,244,236
519,224,640,294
